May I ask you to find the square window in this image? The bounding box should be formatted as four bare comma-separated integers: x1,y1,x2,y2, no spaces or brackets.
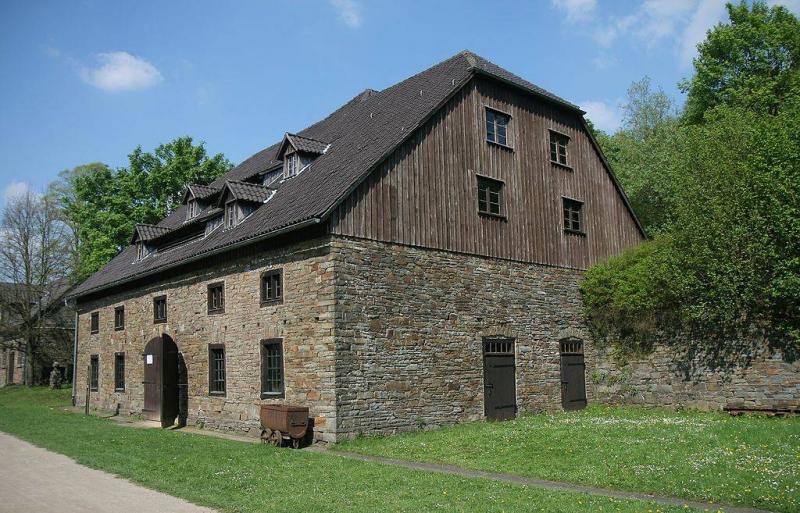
207,282,225,314
208,345,226,396
90,312,99,334
563,198,584,234
89,355,99,391
153,295,167,324
114,352,125,391
486,108,510,146
261,339,284,397
549,131,570,166
114,306,125,331
477,176,505,217
260,269,283,305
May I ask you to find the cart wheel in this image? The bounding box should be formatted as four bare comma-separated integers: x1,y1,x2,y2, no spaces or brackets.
260,429,272,444
291,438,300,449
268,429,283,447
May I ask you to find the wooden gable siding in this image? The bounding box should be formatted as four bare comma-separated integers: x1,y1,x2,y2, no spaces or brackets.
327,76,644,270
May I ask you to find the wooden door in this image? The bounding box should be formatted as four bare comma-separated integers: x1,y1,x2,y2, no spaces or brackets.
143,337,161,422
143,336,179,427
560,338,587,410
483,338,516,420
6,351,14,384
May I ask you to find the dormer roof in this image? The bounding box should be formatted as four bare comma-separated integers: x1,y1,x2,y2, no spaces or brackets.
130,224,171,244
276,133,329,160
182,183,218,204
217,180,275,206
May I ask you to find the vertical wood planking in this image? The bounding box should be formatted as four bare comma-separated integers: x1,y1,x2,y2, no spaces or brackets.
328,76,644,270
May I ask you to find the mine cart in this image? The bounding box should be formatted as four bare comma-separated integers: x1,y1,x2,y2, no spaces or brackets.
260,404,309,448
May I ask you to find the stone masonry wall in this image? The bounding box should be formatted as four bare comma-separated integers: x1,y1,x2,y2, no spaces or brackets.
75,236,338,442
587,346,800,410
329,236,798,440
330,236,589,439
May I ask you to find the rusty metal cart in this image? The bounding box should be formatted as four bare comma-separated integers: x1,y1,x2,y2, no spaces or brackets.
260,404,309,448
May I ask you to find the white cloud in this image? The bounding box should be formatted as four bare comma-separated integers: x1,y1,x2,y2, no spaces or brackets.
678,0,728,65
580,100,622,133
80,52,163,92
330,0,362,28
3,181,32,202
551,0,597,23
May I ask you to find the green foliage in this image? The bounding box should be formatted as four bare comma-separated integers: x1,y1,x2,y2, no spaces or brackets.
584,3,800,367
583,99,800,365
682,1,800,123
57,137,232,279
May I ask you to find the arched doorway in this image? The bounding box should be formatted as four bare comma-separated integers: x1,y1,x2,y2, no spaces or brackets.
143,334,179,427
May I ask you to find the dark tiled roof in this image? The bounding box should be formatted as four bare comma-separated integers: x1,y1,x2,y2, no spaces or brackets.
70,51,583,299
133,224,171,242
222,180,274,204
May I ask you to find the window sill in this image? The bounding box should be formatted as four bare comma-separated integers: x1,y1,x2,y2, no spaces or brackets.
90,330,99,335
209,391,226,397
90,387,98,392
478,211,508,220
486,139,514,151
261,392,285,399
114,326,124,331
114,388,125,393
260,299,283,307
153,318,167,324
564,229,587,237
550,160,573,171
207,308,225,315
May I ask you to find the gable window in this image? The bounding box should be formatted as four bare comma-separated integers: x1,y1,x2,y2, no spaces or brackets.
261,338,284,397
284,153,300,178
90,312,99,334
477,176,505,217
114,306,125,331
114,352,125,392
89,355,99,391
208,344,226,396
486,108,510,146
225,201,238,229
563,197,585,234
260,269,283,305
549,131,569,166
207,282,225,314
153,295,167,324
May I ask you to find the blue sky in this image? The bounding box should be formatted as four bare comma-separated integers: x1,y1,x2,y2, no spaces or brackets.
1,0,798,203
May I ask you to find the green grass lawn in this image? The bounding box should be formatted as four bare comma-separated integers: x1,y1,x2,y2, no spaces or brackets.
0,387,705,513
337,405,800,513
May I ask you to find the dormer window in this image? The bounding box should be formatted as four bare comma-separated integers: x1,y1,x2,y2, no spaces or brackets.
225,201,238,229
137,242,151,260
285,153,300,178
186,199,200,220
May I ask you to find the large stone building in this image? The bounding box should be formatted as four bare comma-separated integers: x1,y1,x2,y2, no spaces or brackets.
68,51,797,443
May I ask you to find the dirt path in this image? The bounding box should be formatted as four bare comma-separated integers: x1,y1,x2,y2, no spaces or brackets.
0,432,217,513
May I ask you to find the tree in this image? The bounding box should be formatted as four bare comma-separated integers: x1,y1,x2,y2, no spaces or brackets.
582,97,800,370
593,77,681,234
0,189,74,385
682,1,800,123
56,137,232,279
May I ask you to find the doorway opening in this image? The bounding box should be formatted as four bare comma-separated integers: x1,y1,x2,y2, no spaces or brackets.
143,334,179,427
